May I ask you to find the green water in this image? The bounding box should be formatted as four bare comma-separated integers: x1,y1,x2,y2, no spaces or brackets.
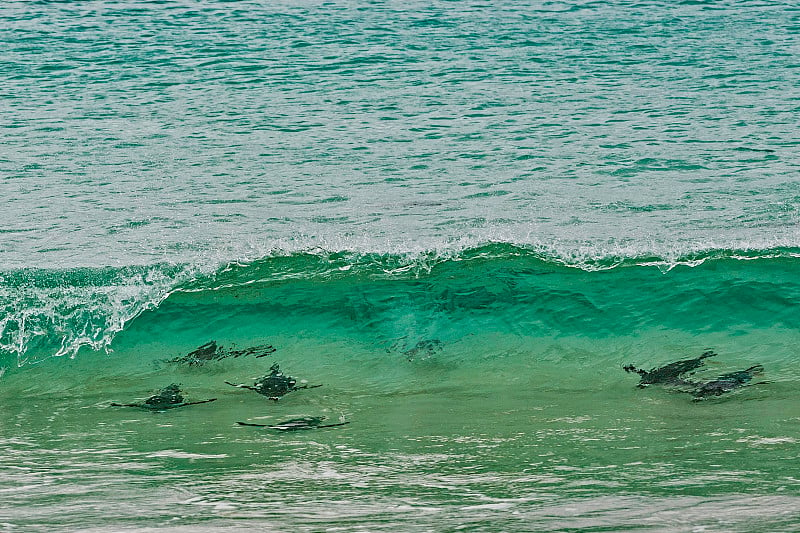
2,251,799,530
3,0,800,528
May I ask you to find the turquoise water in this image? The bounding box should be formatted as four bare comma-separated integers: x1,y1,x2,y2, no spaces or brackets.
2,0,800,530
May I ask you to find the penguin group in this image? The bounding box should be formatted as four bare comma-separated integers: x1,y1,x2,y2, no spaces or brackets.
111,342,767,429
111,341,344,432
624,350,766,401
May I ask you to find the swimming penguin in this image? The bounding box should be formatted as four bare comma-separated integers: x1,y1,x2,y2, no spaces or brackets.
111,384,216,411
164,341,276,366
237,416,349,431
690,365,765,400
624,350,717,388
225,363,321,401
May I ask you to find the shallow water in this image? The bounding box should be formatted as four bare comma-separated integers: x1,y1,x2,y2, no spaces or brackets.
3,253,800,530
3,0,800,530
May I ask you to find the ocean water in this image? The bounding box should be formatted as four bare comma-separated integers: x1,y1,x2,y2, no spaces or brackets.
2,0,800,530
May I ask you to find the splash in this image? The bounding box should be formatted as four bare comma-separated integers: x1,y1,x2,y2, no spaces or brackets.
2,241,799,368
0,263,197,366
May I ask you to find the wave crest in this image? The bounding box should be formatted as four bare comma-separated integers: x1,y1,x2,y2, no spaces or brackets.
2,242,799,367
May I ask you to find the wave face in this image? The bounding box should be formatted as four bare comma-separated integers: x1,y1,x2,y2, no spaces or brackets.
4,0,800,528
3,244,799,373
3,244,800,532
3,0,800,372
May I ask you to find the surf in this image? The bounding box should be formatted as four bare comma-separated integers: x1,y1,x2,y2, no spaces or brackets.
2,243,798,383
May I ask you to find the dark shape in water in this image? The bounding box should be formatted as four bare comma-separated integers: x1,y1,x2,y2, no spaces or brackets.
388,338,443,361
691,365,765,400
623,350,716,388
225,363,321,401
402,339,443,361
164,340,276,366
111,384,216,410
237,416,349,431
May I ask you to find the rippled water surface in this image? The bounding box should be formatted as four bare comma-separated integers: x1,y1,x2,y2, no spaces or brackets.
2,331,799,532
3,0,800,268
2,0,800,530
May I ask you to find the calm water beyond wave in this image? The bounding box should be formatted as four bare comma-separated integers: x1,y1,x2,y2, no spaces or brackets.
2,0,800,531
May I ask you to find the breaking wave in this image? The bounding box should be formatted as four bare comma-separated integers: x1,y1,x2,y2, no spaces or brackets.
2,242,799,369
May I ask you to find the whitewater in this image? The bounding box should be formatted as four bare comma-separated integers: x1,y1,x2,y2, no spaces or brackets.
2,0,800,530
